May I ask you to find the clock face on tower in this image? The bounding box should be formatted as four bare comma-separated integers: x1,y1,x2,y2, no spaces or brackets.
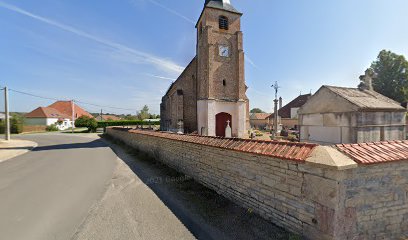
219,45,229,57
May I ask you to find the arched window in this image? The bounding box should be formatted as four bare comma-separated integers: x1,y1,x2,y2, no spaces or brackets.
222,79,226,86
219,16,228,30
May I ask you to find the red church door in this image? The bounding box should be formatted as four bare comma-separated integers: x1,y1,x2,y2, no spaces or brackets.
215,112,232,137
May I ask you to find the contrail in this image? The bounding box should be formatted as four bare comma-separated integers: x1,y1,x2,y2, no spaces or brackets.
245,53,259,69
146,0,195,24
0,1,184,74
145,73,177,81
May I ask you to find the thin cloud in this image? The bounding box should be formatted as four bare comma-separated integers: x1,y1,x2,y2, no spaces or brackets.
145,73,177,81
0,1,184,74
133,0,195,24
245,53,259,69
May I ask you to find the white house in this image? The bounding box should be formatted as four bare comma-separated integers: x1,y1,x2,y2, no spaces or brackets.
25,107,73,130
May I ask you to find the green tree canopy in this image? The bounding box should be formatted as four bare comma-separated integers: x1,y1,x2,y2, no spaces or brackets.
250,108,265,113
137,105,150,120
369,50,408,103
75,116,98,132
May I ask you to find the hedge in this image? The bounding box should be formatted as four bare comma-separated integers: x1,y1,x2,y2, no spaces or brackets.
0,118,23,134
97,120,160,128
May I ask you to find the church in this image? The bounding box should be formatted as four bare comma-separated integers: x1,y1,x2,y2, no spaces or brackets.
160,0,249,138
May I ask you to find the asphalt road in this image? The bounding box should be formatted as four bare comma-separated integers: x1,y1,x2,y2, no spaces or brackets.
0,133,292,240
0,133,117,240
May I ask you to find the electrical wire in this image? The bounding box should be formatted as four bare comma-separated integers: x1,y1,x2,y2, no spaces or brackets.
9,88,137,112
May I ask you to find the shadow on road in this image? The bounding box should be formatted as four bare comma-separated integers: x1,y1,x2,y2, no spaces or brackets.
32,140,107,152
0,146,34,150
103,135,300,240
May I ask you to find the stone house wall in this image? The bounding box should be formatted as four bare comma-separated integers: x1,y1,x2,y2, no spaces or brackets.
107,128,408,240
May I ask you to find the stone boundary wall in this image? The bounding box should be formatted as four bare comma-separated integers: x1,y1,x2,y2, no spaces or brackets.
107,128,408,240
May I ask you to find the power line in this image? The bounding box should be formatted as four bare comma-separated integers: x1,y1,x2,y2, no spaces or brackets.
75,100,137,111
9,89,62,101
9,88,138,112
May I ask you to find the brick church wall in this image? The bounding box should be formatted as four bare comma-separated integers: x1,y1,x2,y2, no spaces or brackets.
197,8,247,101
107,128,408,240
160,58,198,133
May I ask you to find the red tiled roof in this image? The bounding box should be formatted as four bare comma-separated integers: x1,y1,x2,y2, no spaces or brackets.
336,141,408,164
115,128,317,161
48,101,93,119
100,115,121,121
250,113,272,120
25,107,70,119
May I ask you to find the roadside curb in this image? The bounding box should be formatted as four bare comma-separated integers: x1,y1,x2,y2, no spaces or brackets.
0,140,38,163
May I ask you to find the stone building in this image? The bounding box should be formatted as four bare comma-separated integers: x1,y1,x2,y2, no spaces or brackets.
160,0,249,138
298,85,406,145
249,113,271,130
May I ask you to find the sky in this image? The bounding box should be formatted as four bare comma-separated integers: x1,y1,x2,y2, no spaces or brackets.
1,0,408,115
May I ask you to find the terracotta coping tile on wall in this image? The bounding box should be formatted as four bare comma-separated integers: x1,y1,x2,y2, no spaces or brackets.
336,140,408,164
114,128,317,162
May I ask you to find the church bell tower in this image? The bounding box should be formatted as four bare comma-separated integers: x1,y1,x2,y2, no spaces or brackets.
196,0,249,138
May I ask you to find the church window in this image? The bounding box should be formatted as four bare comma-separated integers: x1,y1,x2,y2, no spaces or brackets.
222,79,226,86
219,16,229,30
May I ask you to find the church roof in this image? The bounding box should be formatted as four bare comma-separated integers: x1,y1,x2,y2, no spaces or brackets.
204,0,241,14
196,0,242,27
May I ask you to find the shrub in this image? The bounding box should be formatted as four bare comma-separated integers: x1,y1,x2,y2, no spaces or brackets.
75,116,98,132
46,124,59,132
0,121,4,134
0,114,24,134
10,117,23,134
97,120,160,128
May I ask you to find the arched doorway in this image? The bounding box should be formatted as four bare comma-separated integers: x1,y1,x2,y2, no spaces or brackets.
215,112,232,137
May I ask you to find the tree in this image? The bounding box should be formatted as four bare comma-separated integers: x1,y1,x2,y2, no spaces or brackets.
368,50,408,103
137,105,150,120
75,116,98,132
123,114,138,121
250,108,265,113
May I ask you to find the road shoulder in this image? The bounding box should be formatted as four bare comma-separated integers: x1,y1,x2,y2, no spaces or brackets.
0,139,38,163
71,139,196,240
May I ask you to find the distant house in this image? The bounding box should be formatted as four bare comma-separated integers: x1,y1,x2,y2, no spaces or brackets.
25,107,72,130
98,114,121,121
298,85,406,145
0,113,5,122
25,101,93,130
250,113,271,130
48,101,93,120
268,94,311,129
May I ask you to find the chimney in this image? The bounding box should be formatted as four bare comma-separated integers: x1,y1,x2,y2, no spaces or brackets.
279,97,283,109
359,69,375,91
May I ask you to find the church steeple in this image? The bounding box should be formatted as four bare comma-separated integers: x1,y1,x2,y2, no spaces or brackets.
203,0,241,14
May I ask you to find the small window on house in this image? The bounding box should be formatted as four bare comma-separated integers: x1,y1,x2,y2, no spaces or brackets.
219,16,228,30
177,89,184,95
222,79,226,86
199,23,203,34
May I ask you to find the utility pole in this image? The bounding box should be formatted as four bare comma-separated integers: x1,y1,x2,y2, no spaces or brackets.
71,100,75,134
100,109,103,121
4,87,10,141
271,82,280,139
